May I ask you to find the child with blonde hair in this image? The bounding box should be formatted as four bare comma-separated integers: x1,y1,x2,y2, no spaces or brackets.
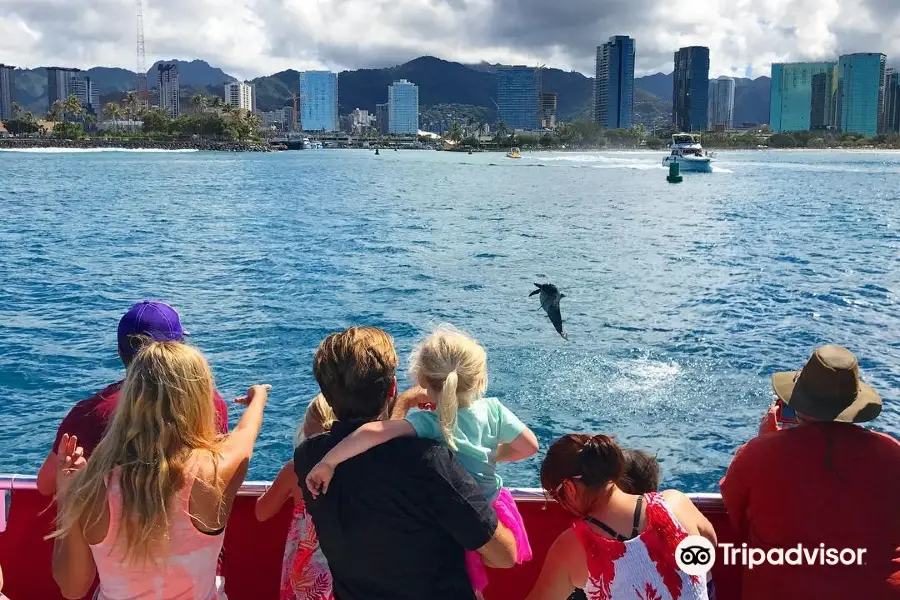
306,325,538,594
257,393,336,600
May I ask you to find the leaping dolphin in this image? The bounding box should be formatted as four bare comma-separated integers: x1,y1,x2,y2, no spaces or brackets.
529,283,568,340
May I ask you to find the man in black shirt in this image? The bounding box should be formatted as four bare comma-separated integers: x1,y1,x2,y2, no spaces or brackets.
294,327,517,600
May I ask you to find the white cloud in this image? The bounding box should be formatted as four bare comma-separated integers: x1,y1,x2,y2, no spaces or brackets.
0,0,896,78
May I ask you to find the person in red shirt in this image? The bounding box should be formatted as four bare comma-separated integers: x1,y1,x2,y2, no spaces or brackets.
720,345,900,600
36,301,229,496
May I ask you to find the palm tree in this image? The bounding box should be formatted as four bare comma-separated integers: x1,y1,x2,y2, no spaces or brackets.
124,92,141,133
10,101,21,120
64,93,84,122
448,122,464,143
191,93,207,115
103,102,122,132
210,96,225,113
47,99,65,125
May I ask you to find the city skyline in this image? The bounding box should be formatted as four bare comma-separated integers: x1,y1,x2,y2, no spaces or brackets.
1,0,898,82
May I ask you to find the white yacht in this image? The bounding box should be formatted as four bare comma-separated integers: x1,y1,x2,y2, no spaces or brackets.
662,133,714,172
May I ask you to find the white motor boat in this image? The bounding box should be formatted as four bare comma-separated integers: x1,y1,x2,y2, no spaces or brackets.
662,133,714,172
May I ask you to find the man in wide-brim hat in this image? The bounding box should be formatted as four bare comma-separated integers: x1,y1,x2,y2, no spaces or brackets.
720,345,899,600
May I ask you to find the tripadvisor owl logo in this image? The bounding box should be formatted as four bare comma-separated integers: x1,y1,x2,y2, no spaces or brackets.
675,535,716,576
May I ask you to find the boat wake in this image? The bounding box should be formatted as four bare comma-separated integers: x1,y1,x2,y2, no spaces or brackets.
526,153,661,171
0,147,200,154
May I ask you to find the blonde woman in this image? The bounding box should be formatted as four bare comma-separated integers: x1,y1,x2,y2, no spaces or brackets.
51,341,271,600
305,325,539,595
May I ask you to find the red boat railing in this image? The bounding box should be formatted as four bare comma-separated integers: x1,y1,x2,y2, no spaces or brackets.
0,475,742,599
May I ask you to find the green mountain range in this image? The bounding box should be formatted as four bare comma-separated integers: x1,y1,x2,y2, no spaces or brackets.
9,55,770,127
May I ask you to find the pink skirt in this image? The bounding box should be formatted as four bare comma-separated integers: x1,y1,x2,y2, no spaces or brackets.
465,487,533,591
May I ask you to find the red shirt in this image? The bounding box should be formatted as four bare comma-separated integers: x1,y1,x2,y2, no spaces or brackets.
758,400,800,436
52,381,230,457
720,423,900,599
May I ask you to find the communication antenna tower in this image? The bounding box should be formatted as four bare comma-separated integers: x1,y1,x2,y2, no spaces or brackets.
136,0,149,106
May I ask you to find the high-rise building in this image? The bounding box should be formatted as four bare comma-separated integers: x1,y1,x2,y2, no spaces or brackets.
539,92,558,129
298,71,338,132
497,66,540,130
672,47,709,132
594,35,635,130
388,79,419,134
71,76,100,114
836,53,886,136
224,81,254,112
770,62,836,132
883,69,900,134
375,102,389,135
810,69,839,131
707,76,735,130
47,67,80,112
156,63,180,118
348,108,371,134
0,64,14,121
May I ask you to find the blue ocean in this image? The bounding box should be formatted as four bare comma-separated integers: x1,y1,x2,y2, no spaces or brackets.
1,147,898,491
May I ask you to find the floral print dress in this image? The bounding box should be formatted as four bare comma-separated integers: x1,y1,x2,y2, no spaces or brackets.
281,499,334,600
574,493,708,600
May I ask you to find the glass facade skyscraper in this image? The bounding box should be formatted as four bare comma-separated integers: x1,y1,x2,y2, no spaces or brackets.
497,66,540,130
770,62,836,132
388,79,418,134
0,64,14,121
673,47,709,132
299,71,338,132
883,69,900,134
837,53,886,137
708,76,735,129
594,35,635,130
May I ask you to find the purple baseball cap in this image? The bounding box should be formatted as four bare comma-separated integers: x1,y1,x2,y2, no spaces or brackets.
117,300,188,360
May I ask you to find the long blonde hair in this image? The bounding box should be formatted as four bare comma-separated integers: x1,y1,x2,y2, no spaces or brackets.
409,325,488,450
53,341,224,564
294,393,337,447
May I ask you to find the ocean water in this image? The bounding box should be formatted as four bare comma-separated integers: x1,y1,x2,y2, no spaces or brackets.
1,147,898,492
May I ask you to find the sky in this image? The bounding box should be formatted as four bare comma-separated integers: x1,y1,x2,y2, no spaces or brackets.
1,0,898,80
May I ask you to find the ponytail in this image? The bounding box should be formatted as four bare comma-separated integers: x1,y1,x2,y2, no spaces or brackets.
438,371,459,450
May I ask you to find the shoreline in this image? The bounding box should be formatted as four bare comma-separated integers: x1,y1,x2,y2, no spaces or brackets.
0,138,271,152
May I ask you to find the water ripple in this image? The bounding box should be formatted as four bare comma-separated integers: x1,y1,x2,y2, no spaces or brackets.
0,149,898,490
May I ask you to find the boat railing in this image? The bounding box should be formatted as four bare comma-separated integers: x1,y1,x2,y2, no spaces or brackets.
0,473,726,529
0,473,739,600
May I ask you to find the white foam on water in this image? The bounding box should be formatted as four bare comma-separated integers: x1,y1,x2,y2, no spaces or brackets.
606,358,681,394
0,147,199,154
526,152,663,170
711,165,734,173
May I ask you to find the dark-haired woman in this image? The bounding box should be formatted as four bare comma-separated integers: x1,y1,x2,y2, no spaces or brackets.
526,435,716,600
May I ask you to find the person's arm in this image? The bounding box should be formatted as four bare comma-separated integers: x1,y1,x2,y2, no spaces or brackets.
256,460,299,522
662,489,718,546
37,450,58,496
306,419,416,496
719,442,751,543
525,530,583,600
476,522,517,569
391,386,429,420
52,434,95,599
422,444,517,568
493,399,538,463
496,427,539,463
215,385,271,498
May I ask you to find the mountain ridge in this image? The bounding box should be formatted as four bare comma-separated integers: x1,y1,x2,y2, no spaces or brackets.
8,55,770,126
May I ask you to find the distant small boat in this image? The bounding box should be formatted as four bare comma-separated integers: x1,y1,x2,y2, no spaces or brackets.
506,147,521,159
